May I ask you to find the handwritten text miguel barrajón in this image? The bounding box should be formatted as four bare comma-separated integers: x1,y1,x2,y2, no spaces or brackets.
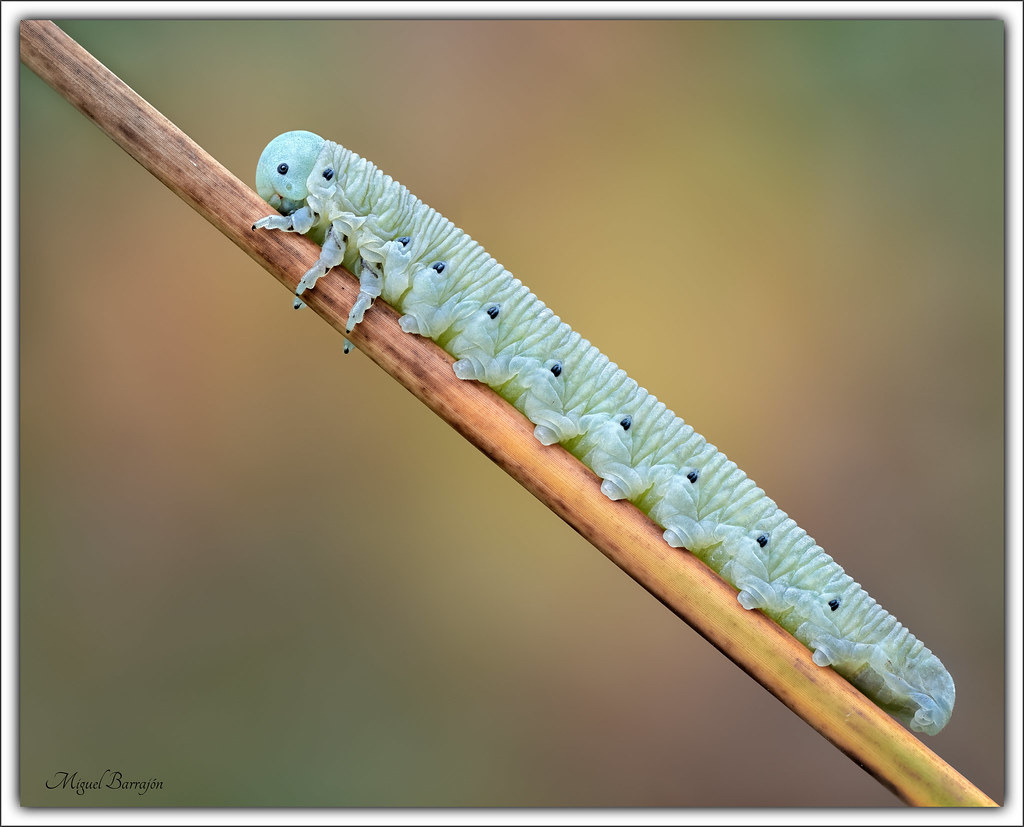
46,770,164,796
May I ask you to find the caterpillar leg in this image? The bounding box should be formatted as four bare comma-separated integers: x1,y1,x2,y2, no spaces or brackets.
660,514,740,555
341,257,383,353
252,206,326,311
252,205,317,235
398,264,463,338
292,224,348,311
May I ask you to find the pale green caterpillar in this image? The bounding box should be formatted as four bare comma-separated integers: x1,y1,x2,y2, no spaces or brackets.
252,130,955,735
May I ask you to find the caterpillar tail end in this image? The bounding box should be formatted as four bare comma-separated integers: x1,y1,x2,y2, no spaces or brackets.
906,659,956,735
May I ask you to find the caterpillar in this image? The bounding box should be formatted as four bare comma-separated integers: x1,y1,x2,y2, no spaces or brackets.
252,129,955,736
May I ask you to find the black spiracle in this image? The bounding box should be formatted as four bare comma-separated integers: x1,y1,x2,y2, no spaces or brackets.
486,305,500,319
686,470,699,484
550,361,563,377
828,599,841,612
431,261,447,274
397,236,411,247
620,416,632,431
322,168,334,181
756,534,768,548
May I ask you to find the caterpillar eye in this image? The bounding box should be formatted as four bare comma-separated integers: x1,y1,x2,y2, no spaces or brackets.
431,261,447,274
619,416,632,431
277,163,289,175
686,470,699,484
486,305,500,319
550,361,563,377
322,168,334,181
397,236,411,247
828,599,841,612
756,534,769,548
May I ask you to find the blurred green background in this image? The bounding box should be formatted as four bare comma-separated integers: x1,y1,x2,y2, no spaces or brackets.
19,19,1003,807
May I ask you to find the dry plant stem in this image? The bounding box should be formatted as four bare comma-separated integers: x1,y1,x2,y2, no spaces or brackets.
20,19,997,808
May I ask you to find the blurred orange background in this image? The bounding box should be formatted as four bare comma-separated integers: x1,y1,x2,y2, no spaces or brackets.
19,19,1003,806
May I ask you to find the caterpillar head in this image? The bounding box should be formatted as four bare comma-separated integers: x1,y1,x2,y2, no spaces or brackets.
255,130,326,215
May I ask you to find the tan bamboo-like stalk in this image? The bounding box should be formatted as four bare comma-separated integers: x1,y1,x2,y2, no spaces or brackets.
20,19,997,808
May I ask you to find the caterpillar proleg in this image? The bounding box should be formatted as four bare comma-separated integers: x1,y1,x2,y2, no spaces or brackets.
253,130,955,735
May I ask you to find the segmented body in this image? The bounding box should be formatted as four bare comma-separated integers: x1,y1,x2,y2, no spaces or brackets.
253,131,955,735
